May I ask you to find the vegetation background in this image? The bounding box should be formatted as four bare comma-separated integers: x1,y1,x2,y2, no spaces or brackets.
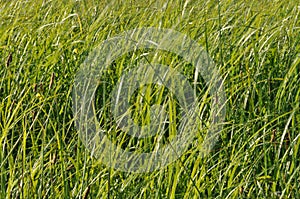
0,0,299,198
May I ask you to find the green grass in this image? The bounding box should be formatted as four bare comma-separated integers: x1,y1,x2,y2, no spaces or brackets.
0,0,299,198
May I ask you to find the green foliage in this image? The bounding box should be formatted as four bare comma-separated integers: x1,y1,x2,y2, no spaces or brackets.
0,0,299,198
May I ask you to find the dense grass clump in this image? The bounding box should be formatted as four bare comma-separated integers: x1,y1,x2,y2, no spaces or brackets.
0,0,299,198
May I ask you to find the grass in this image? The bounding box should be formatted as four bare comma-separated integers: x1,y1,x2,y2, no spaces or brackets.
0,0,299,198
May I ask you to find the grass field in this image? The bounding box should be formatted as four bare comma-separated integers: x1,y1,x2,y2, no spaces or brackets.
1,0,300,198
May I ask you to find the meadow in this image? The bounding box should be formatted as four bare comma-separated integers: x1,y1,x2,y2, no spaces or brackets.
0,0,299,198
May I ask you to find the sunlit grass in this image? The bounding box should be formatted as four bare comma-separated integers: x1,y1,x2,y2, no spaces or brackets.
0,0,299,198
